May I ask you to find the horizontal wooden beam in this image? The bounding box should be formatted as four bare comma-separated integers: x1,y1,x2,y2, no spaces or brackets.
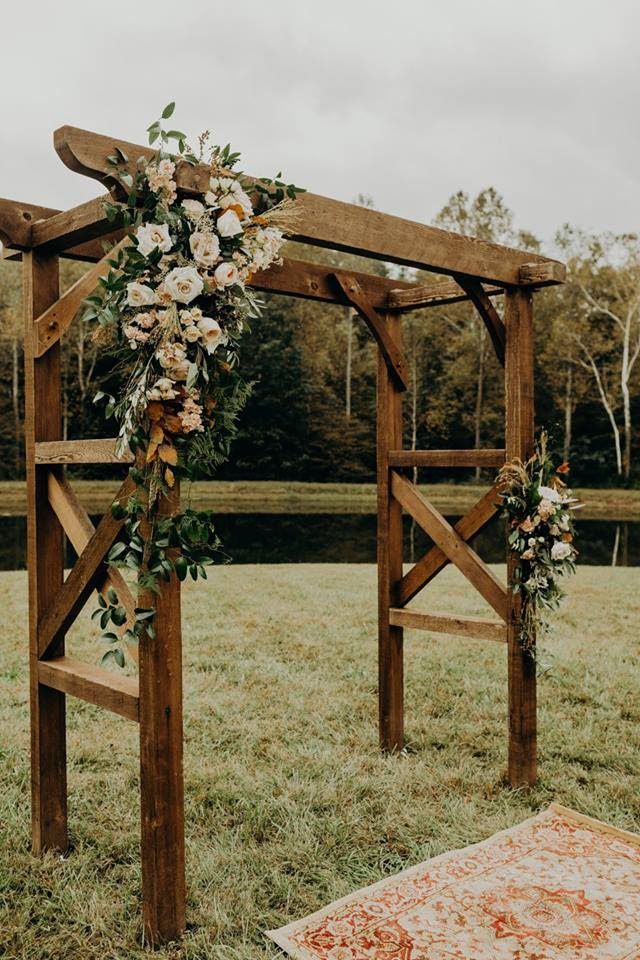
36,438,133,464
391,471,507,620
388,277,504,311
389,608,506,642
519,261,566,285
388,449,505,468
51,125,564,286
38,655,139,722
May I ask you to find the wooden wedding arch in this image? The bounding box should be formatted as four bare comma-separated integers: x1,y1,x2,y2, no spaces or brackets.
0,126,565,944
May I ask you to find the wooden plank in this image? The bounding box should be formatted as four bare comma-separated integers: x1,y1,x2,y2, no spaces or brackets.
138,481,186,944
47,472,138,663
504,287,537,788
388,448,506,468
389,608,507,643
23,251,68,854
333,273,408,390
252,257,415,309
38,656,139,722
377,312,405,751
388,277,503,311
36,438,133,464
391,471,508,620
37,477,134,660
519,261,566,285
454,276,506,366
0,196,122,261
33,238,129,357
52,125,563,285
398,485,500,606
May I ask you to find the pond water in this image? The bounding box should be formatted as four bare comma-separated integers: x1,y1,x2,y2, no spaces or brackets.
0,514,637,569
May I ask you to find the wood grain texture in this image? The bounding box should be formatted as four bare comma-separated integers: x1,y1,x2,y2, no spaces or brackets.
397,485,501,606
454,276,506,366
52,125,563,285
504,287,537,787
138,481,186,944
38,656,139,722
388,277,503,311
377,314,405,751
388,449,505,468
391,471,508,621
389,608,507,643
519,261,566,285
36,438,133,464
23,251,68,854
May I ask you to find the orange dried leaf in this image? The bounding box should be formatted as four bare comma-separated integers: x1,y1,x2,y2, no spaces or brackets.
158,443,178,465
150,424,164,445
147,402,164,421
165,466,175,488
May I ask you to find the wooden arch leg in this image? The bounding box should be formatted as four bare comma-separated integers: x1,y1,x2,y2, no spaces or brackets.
377,312,404,751
504,288,537,787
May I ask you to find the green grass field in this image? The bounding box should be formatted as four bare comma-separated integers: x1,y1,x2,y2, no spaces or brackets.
1,479,638,518
0,564,639,958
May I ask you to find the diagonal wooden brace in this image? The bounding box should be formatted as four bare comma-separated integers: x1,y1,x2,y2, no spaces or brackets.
332,272,408,390
454,275,506,366
391,471,507,620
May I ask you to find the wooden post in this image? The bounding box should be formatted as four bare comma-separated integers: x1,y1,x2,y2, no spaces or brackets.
23,251,68,853
504,287,537,787
139,481,186,944
377,312,404,751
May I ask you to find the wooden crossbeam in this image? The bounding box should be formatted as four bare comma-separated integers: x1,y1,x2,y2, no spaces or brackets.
388,449,505,468
38,477,134,659
389,608,506,643
454,276,506,366
49,125,564,286
47,472,138,663
388,278,504,311
36,438,133,464
398,484,501,606
38,656,139,722
33,238,129,357
391,471,507,620
333,273,408,390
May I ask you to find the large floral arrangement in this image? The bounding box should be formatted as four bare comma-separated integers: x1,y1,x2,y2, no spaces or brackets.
498,432,580,656
86,104,303,666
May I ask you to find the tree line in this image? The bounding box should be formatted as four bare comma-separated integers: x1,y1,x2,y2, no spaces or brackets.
1,188,638,486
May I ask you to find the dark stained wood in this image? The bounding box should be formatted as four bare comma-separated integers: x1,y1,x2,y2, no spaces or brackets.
454,276,506,366
36,438,134,464
37,477,133,659
504,287,537,787
389,608,506,643
333,273,408,390
138,481,186,944
377,313,405,751
391,471,508,620
52,125,563,285
398,485,501,606
38,656,139,722
388,449,506,468
23,251,68,854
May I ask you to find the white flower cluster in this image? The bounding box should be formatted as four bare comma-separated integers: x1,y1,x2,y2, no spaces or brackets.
519,485,578,563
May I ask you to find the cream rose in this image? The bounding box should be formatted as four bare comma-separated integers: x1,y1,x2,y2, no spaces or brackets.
147,377,178,401
213,261,239,287
551,541,573,561
189,231,220,268
217,209,243,237
135,222,172,257
197,317,226,354
182,199,205,221
163,266,204,304
126,282,156,307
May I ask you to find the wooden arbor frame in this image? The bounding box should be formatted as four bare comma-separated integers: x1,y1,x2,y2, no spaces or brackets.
1,125,565,944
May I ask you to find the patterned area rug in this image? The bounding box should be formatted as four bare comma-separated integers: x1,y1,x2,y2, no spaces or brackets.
267,805,640,959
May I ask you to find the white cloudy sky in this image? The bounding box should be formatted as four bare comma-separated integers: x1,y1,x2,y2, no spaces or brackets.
1,0,638,249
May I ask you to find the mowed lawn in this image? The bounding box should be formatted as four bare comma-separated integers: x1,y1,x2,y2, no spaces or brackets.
0,564,639,959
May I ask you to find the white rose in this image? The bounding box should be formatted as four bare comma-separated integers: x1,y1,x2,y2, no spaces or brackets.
537,499,555,520
204,190,218,208
182,199,205,221
218,190,253,218
126,282,156,307
135,222,172,257
197,316,226,354
538,485,562,503
217,209,243,237
183,325,201,343
551,541,573,561
164,266,204,304
213,261,239,287
189,231,220,268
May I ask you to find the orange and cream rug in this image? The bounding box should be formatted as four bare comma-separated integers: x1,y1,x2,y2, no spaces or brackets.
267,805,640,960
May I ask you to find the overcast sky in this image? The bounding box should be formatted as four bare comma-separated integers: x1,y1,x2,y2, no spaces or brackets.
2,0,638,251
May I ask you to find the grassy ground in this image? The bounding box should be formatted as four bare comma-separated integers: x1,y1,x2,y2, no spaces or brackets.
1,479,638,518
0,564,639,959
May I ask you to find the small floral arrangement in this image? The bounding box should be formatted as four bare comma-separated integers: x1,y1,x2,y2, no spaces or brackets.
498,432,580,655
85,103,304,666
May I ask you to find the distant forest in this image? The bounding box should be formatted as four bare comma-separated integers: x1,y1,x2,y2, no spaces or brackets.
1,188,639,486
